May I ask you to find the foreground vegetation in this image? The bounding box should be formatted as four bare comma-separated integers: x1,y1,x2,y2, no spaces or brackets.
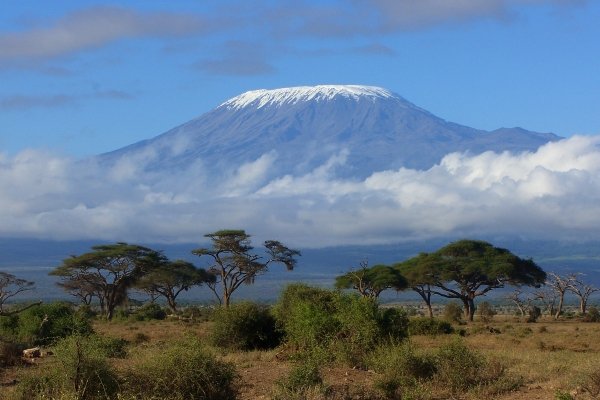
2,286,600,399
2,236,599,399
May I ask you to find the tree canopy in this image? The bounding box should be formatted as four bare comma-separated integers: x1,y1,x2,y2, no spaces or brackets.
51,243,165,320
398,240,546,321
135,260,214,312
395,253,440,318
335,262,407,299
192,230,300,307
0,271,39,316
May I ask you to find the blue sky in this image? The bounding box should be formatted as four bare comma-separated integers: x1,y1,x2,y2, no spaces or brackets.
1,0,599,157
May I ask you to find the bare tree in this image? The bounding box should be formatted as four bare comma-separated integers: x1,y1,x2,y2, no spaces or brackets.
567,274,599,314
546,272,577,319
506,288,530,317
0,271,40,316
533,287,558,317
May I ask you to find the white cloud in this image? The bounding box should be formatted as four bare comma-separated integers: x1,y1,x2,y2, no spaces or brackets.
1,135,599,246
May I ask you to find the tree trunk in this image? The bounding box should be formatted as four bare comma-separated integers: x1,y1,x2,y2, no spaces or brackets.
468,298,475,322
461,298,471,321
415,287,434,318
167,295,178,313
426,303,433,318
580,298,587,314
554,293,565,319
223,292,231,308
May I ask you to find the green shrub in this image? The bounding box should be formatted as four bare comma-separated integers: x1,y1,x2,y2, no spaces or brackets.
11,334,119,400
434,338,517,396
379,307,409,340
273,284,340,351
130,303,167,321
442,302,463,323
408,317,454,336
0,314,19,340
210,302,281,350
94,336,128,358
368,341,436,397
435,339,486,392
275,284,409,365
14,302,93,345
272,353,326,400
122,337,239,400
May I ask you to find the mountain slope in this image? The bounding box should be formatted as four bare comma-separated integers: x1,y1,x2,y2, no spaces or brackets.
101,85,560,179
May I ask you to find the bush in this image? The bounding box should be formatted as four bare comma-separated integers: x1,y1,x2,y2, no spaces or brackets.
442,302,463,323
210,302,281,351
94,335,128,358
583,306,600,322
179,305,213,322
368,341,436,397
130,303,167,321
274,284,408,364
408,317,454,336
13,302,93,345
477,302,497,323
122,337,238,400
379,307,409,340
434,338,516,395
0,340,24,368
11,335,119,400
527,306,542,323
273,284,341,351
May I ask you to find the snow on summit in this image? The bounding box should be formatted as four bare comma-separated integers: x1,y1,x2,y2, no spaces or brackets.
220,85,395,110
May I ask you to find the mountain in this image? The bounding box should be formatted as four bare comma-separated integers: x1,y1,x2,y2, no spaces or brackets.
100,85,560,179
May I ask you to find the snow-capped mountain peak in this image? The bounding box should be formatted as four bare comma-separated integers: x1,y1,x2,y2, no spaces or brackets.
219,85,396,110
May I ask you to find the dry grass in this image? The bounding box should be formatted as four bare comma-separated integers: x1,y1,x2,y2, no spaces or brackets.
3,316,600,399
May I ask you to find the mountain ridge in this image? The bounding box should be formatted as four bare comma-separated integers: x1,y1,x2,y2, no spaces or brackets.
100,85,561,180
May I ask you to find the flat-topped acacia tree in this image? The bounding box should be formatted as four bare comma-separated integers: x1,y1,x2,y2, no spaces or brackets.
335,262,408,299
135,260,215,313
51,243,166,320
400,240,546,321
192,230,300,307
395,253,441,318
0,271,39,316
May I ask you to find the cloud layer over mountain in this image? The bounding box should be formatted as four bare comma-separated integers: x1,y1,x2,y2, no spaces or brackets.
1,135,599,247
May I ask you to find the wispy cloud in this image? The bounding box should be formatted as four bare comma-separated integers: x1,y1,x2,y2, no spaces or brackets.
195,41,276,76
0,90,135,110
0,6,207,63
1,136,599,246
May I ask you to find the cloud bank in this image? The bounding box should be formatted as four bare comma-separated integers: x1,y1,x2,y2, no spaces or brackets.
1,135,599,247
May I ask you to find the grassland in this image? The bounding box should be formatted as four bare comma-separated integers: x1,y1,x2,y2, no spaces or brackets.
2,310,600,400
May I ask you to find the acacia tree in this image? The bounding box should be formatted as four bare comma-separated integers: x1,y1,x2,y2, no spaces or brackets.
533,287,558,316
546,272,576,319
0,271,40,316
51,243,165,320
402,240,546,321
567,274,598,315
136,260,215,313
192,230,300,307
506,288,531,317
395,253,440,318
335,262,407,299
